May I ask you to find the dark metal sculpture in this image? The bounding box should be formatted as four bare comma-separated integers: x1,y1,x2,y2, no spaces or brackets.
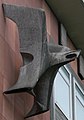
3,4,80,118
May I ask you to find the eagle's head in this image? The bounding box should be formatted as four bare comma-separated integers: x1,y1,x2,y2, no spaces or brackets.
49,44,80,68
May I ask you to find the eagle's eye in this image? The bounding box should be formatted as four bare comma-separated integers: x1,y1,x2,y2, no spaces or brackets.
66,53,76,59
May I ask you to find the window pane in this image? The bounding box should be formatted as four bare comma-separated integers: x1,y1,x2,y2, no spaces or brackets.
76,85,84,104
54,71,70,118
76,97,84,120
76,85,84,120
60,67,70,84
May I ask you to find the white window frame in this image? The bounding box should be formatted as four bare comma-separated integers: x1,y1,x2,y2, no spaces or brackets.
50,65,84,120
51,65,72,120
73,77,84,120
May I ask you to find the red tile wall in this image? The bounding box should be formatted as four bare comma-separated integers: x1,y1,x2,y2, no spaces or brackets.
0,0,58,120
42,1,58,43
67,37,78,74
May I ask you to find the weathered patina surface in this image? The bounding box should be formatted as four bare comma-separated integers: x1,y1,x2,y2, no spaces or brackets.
3,4,80,118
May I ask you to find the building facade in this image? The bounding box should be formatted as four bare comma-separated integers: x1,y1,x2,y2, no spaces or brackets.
0,0,84,120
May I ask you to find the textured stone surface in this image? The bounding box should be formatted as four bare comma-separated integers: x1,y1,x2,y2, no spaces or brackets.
3,4,80,118
3,4,48,90
0,1,57,120
0,0,58,120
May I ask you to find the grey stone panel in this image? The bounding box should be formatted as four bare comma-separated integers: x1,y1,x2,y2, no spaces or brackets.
3,4,48,90
2,4,80,118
